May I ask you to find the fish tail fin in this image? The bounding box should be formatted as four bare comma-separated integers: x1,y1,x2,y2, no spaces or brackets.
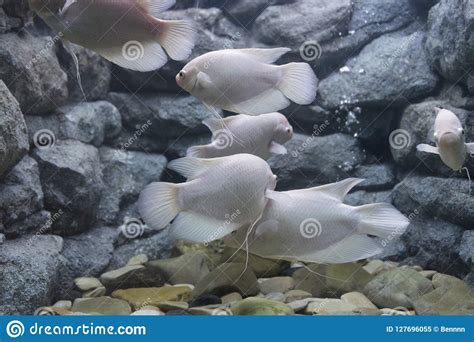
355,203,409,239
278,62,318,105
138,182,181,230
186,145,210,158
157,19,196,61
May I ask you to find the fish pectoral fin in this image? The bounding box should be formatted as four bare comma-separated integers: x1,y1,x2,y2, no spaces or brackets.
227,88,290,116
466,143,474,154
97,42,168,72
416,143,439,155
156,19,196,61
138,0,176,17
186,145,210,158
170,211,241,243
196,71,214,90
138,182,180,230
236,47,291,64
254,219,280,238
286,178,365,202
269,141,287,155
168,156,225,180
298,235,383,264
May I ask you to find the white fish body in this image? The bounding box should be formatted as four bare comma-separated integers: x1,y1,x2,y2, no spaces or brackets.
175,48,318,115
139,154,277,243
225,178,410,264
29,0,196,71
187,113,293,160
417,108,474,171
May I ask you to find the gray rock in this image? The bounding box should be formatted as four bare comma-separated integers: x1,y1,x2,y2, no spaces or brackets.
392,175,473,228
353,163,396,191
0,33,68,115
0,80,29,177
399,216,468,277
363,268,434,309
2,0,33,27
57,227,117,300
268,133,366,190
425,0,474,83
0,156,46,236
222,0,283,26
107,92,209,140
414,285,474,315
391,101,471,170
100,265,165,292
32,140,104,235
57,44,111,101
344,190,392,206
318,32,439,109
459,230,474,267
97,147,166,225
57,102,122,147
0,235,64,315
24,114,61,147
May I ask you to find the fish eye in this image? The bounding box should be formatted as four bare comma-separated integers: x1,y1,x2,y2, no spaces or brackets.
178,71,185,78
286,128,291,133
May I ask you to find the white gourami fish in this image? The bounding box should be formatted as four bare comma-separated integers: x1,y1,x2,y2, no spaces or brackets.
187,113,293,160
28,0,196,71
224,178,410,264
138,154,277,243
417,108,474,171
175,48,319,115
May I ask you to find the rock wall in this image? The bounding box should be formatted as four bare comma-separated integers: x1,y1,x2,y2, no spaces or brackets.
0,0,473,314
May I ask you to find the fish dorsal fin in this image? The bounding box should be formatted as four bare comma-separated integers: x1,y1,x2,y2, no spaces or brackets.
167,156,224,180
170,211,241,243
285,178,364,202
138,0,176,17
202,116,240,133
417,144,440,155
237,48,291,64
265,189,292,202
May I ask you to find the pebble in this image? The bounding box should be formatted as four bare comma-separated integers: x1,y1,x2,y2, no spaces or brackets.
131,309,164,316
306,299,357,315
432,273,467,289
341,292,378,310
259,277,295,295
264,292,286,302
127,254,149,266
231,297,294,316
189,294,222,307
83,286,106,298
74,277,103,292
71,297,132,316
287,298,317,312
362,260,385,275
419,270,437,279
283,290,312,303
53,300,72,310
156,301,189,311
221,292,242,305
111,286,193,310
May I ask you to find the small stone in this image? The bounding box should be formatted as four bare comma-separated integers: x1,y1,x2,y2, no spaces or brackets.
419,271,437,279
362,260,385,275
189,294,222,307
52,300,72,310
188,307,230,316
432,273,467,289
74,277,103,292
287,298,317,312
131,308,164,316
166,309,191,316
72,297,132,316
264,292,285,302
221,292,242,305
306,299,357,315
380,308,413,316
100,265,164,291
83,286,106,298
127,254,149,266
259,277,295,295
363,268,434,309
284,290,312,303
231,297,294,316
111,286,193,310
341,292,377,310
156,301,189,311
414,286,474,315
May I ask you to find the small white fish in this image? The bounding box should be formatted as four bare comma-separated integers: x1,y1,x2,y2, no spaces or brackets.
175,48,318,115
187,113,293,160
138,154,277,243
29,0,196,71
225,178,410,264
417,108,474,171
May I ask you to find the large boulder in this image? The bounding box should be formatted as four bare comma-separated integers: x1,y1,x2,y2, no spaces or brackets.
318,32,439,109
32,140,104,235
425,0,474,83
268,133,366,190
0,80,29,177
97,147,167,225
0,235,64,314
0,33,68,114
0,156,48,237
392,175,473,229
